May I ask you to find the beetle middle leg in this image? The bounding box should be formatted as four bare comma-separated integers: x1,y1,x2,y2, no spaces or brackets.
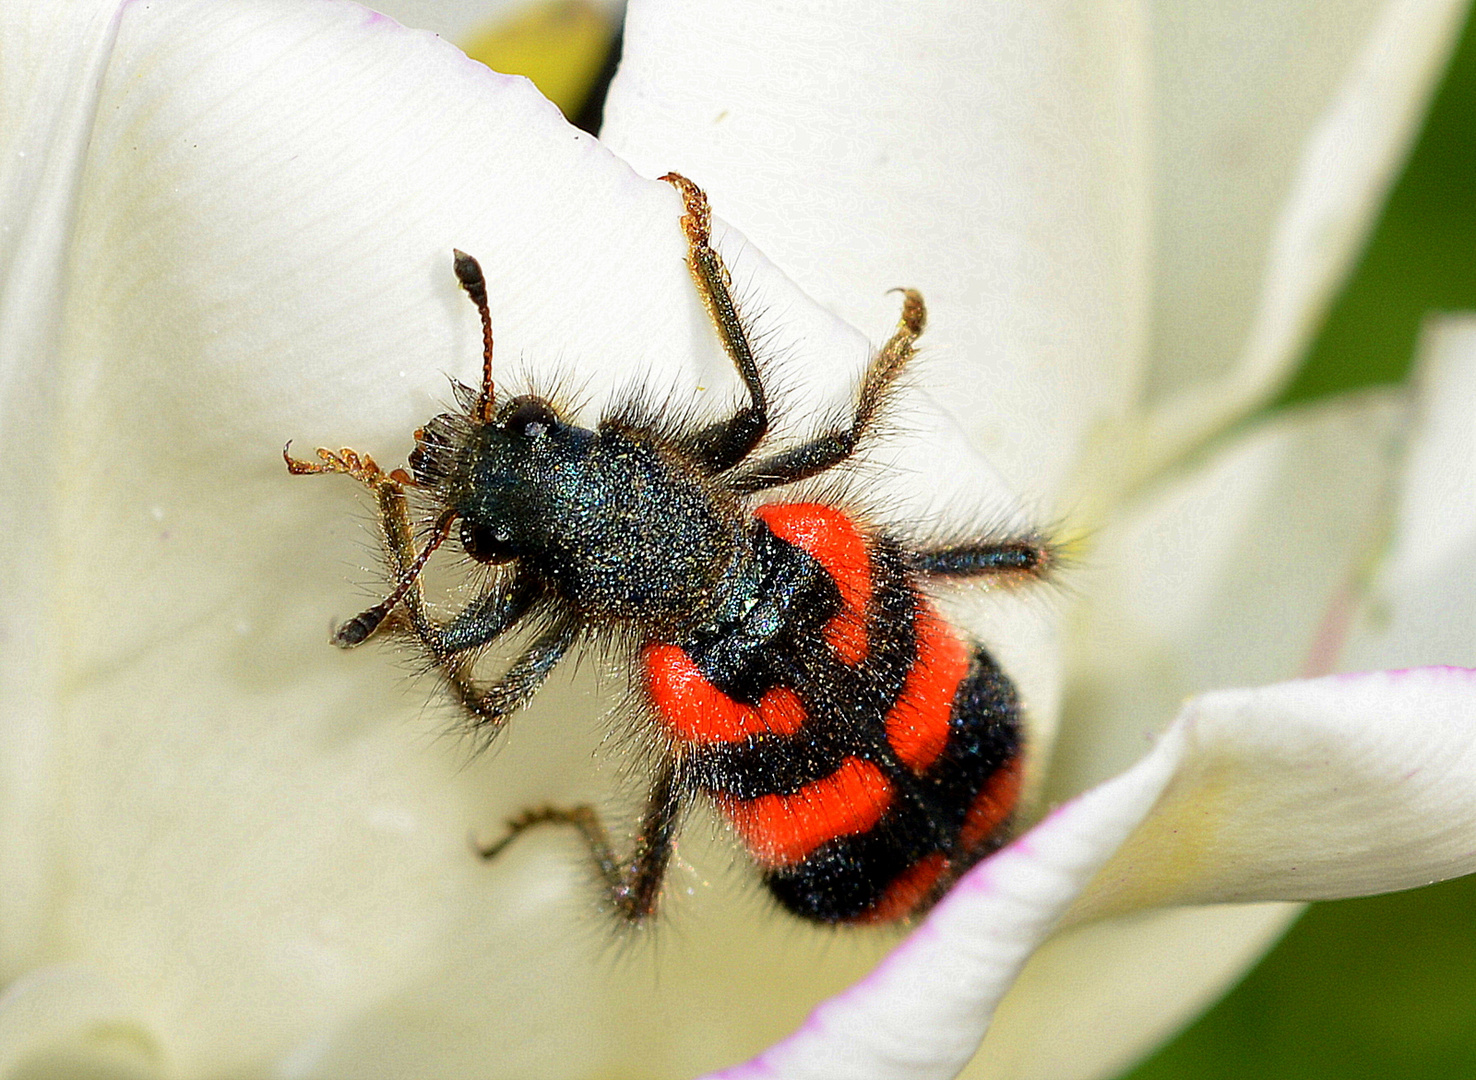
727,288,925,494
904,534,1057,583
477,758,686,923
442,615,580,741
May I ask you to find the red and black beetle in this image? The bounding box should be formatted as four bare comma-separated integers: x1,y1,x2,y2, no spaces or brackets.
287,174,1052,925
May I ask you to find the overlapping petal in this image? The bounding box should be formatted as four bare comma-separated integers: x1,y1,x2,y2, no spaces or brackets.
1053,392,1405,799
1344,315,1476,672
1136,0,1466,480
973,391,1407,1079
709,666,1476,1080
601,0,1462,514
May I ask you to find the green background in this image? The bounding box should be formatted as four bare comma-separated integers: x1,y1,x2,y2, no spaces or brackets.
1128,10,1476,1080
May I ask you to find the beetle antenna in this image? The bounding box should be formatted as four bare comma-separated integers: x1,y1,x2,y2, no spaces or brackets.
453,249,496,424
332,510,457,647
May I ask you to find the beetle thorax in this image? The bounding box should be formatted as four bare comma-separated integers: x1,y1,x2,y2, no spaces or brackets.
457,418,745,629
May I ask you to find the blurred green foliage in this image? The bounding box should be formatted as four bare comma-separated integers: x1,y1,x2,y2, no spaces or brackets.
1280,10,1476,405
1128,875,1476,1079
1128,11,1476,1079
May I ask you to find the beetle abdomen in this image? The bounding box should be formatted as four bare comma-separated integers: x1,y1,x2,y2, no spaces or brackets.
644,502,1023,923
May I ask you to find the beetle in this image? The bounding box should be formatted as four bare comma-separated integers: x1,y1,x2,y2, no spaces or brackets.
286,174,1053,924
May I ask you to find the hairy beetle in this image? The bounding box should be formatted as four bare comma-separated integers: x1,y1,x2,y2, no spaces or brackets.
287,174,1052,924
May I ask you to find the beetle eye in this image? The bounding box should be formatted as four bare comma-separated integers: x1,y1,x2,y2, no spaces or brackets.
506,396,559,438
460,520,517,564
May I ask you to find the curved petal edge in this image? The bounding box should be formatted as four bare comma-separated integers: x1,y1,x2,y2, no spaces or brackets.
718,666,1476,1080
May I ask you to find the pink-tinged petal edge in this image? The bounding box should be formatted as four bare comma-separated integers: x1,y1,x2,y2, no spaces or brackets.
704,666,1476,1080
700,733,1185,1080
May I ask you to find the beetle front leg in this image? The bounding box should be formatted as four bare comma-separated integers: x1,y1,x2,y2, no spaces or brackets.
284,444,444,644
440,615,580,741
661,172,770,474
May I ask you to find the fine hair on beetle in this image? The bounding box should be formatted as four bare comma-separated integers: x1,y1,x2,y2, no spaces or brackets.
286,172,1056,928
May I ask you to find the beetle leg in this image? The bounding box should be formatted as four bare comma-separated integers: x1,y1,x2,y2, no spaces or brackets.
903,535,1057,582
661,173,770,474
476,757,684,923
726,289,925,493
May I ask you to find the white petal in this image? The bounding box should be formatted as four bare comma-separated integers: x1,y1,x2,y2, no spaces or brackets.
969,902,1300,1080
970,393,1404,1077
603,0,1150,509
4,33,720,1070
603,0,1465,514
0,0,126,967
1054,391,1406,799
1344,315,1476,671
1134,0,1466,479
3,0,796,1071
0,964,162,1078
1076,667,1476,918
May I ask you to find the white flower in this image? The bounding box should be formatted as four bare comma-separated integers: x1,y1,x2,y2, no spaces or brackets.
0,2,1472,1079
